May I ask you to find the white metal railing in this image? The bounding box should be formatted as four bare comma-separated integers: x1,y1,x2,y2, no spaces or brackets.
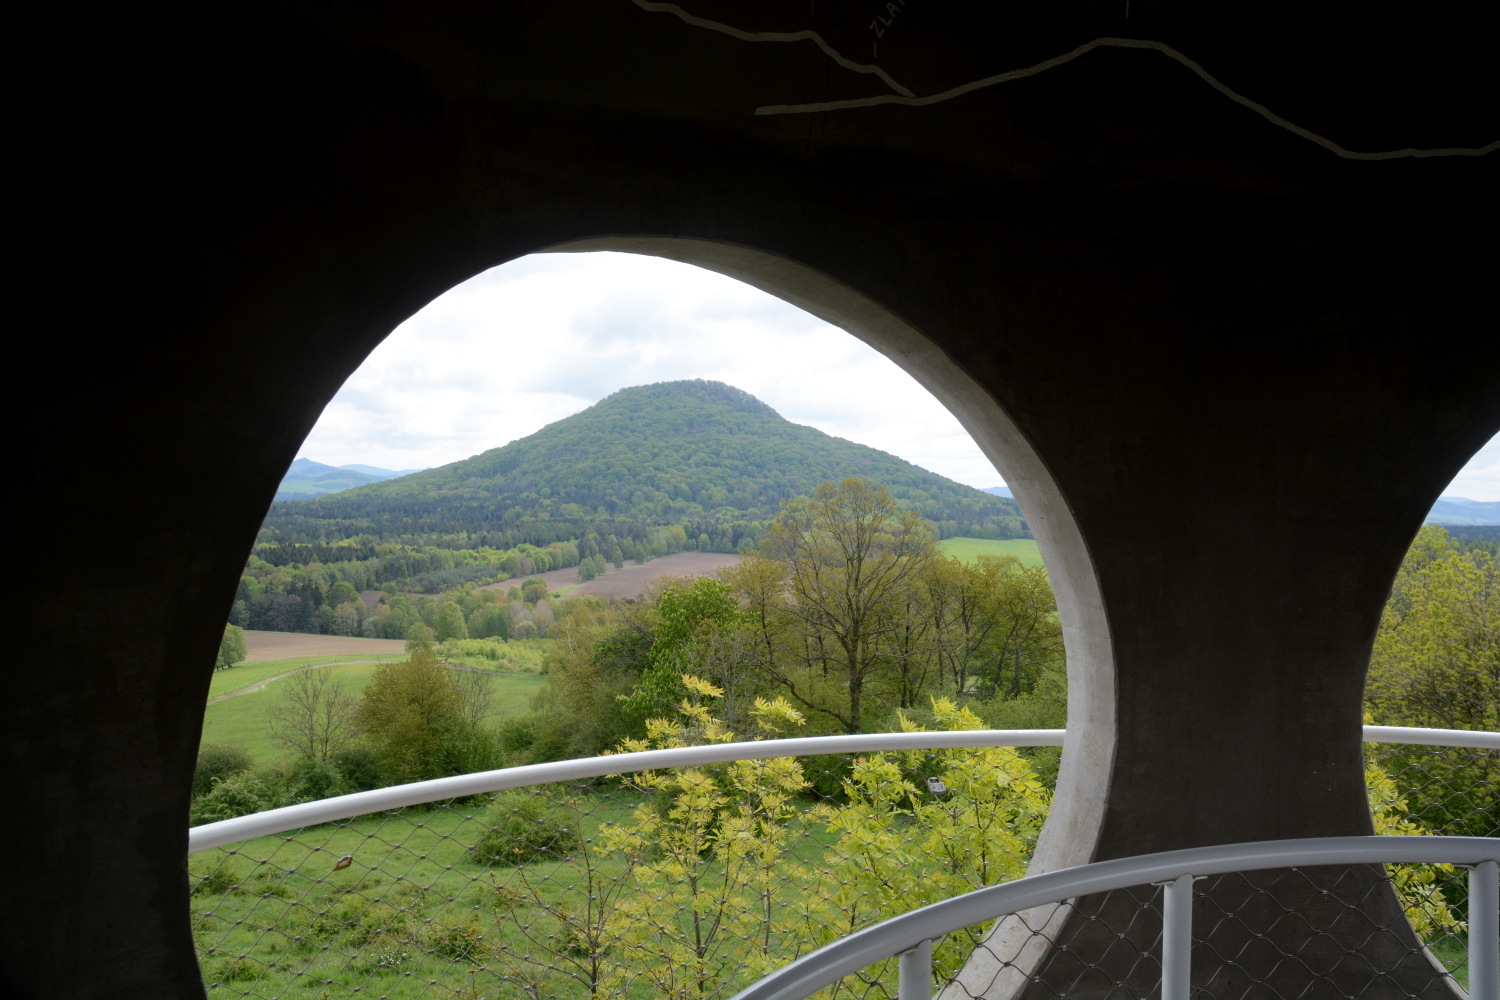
724,837,1500,1000
189,729,1066,852
188,725,1499,853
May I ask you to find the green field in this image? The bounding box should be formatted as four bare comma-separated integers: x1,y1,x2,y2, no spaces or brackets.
202,658,545,761
208,655,405,701
939,537,1044,568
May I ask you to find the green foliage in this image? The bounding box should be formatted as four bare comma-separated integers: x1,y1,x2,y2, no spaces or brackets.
332,746,383,791
216,624,248,670
467,791,583,867
797,699,1050,986
439,637,547,671
1367,524,1498,732
1366,756,1463,937
435,601,469,642
406,622,436,652
284,757,348,803
190,769,283,825
599,681,808,997
193,743,253,798
357,649,502,784
621,577,745,723
1364,524,1498,839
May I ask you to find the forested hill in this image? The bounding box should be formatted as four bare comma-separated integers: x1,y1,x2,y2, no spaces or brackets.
262,380,1026,549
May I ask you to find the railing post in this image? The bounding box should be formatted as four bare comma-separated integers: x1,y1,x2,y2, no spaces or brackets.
1160,873,1194,1000
898,938,932,1000
1472,860,1499,1000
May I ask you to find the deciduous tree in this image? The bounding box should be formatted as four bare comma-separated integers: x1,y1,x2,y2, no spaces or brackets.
266,668,361,761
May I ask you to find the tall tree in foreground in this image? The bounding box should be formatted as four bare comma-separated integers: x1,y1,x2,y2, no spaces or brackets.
752,478,936,733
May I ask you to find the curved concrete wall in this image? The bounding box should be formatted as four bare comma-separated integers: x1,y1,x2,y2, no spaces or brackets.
6,3,1496,996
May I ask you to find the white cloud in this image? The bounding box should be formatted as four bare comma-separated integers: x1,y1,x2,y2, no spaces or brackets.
298,251,1009,487
298,251,1500,501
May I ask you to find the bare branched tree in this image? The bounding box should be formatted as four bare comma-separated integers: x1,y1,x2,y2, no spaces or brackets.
449,667,494,726
266,667,361,761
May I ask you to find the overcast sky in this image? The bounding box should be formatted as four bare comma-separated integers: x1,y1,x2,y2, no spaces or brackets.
299,251,1500,501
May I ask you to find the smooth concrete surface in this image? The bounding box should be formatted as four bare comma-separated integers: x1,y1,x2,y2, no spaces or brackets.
7,3,1497,996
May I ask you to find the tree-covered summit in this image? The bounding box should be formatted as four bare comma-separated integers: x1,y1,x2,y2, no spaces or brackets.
263,380,1027,547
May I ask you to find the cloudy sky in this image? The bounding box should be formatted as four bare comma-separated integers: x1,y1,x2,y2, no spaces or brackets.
299,251,1499,500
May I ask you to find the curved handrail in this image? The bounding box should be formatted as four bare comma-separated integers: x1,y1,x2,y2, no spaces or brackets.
187,725,1497,853
1362,725,1498,749
188,729,1065,853
727,836,1500,1000
190,728,1500,851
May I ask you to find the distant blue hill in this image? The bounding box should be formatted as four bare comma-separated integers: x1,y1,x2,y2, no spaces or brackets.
339,463,427,479
275,458,427,501
982,486,1012,498
1427,496,1500,526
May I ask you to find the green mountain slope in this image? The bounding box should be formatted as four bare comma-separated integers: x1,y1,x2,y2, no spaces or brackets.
263,380,1027,546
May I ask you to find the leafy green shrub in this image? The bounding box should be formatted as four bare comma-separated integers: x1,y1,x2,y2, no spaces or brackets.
202,952,267,984
192,743,252,798
333,746,384,791
189,770,281,825
467,791,582,866
190,857,249,896
424,916,490,961
283,757,346,803
437,717,503,777
312,882,429,946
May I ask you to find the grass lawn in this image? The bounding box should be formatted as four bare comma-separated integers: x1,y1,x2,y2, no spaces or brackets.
939,537,1044,568
201,661,545,762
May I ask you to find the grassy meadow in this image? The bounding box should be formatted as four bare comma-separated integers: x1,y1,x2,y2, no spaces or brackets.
938,537,1044,568
203,655,546,761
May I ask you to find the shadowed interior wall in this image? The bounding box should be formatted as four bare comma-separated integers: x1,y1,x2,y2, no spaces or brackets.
6,3,1496,996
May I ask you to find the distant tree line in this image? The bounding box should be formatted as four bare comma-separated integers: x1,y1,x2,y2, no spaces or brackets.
230,526,695,637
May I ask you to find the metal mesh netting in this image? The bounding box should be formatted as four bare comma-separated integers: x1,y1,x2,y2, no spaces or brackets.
191,742,1494,999
945,865,1478,1000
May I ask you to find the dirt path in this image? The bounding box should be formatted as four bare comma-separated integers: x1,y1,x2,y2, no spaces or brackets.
209,659,505,705
207,660,392,704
